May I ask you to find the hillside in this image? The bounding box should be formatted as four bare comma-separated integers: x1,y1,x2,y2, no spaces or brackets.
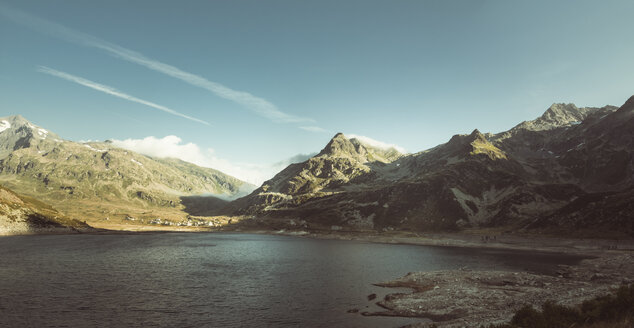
0,115,255,226
0,184,90,235
228,96,634,237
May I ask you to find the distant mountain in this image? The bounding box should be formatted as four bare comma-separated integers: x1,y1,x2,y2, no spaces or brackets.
229,96,634,237
0,115,64,158
228,133,405,215
0,115,255,225
0,184,90,235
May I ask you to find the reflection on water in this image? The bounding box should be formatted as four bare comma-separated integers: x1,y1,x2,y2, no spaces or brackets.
0,233,585,327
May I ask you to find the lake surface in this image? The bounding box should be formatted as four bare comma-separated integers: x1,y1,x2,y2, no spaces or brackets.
0,233,585,327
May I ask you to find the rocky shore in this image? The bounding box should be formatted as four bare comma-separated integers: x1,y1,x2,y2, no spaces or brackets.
241,229,631,326
361,251,633,327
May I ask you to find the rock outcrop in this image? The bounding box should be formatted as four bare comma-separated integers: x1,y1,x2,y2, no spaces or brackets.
368,253,633,327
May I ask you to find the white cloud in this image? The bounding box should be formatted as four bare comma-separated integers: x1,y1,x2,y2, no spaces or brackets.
347,134,407,153
1,5,311,124
110,135,314,186
299,126,331,133
270,153,315,172
37,66,209,125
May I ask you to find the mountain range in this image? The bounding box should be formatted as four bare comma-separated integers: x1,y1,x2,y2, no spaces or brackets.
1,96,633,237
226,96,634,237
0,115,254,228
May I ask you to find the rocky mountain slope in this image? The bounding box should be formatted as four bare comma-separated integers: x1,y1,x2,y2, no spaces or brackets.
0,115,255,224
230,96,634,237
0,184,90,235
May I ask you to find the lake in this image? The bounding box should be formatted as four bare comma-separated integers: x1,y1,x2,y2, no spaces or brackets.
0,233,585,327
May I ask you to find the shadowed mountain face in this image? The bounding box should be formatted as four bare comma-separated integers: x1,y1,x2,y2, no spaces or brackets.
230,96,634,237
0,184,90,235
0,115,255,223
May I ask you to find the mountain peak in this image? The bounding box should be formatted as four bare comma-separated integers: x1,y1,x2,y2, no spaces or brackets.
444,129,506,160
315,132,403,164
539,103,583,124
449,129,486,145
507,103,603,132
318,132,360,157
545,102,578,113
2,114,31,126
546,102,609,124
1,114,42,131
469,128,485,139
0,114,62,159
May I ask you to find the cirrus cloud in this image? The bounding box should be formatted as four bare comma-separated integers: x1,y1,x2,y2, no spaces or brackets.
38,66,210,125
0,4,311,124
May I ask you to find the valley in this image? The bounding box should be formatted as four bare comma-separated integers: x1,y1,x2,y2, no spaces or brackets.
1,95,633,238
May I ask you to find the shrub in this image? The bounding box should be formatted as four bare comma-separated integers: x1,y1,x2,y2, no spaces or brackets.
540,301,581,327
510,305,547,327
484,285,633,328
580,284,634,323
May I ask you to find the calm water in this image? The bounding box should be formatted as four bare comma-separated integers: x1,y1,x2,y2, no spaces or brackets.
0,233,585,327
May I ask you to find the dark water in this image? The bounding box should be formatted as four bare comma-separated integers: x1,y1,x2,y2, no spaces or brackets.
0,233,585,327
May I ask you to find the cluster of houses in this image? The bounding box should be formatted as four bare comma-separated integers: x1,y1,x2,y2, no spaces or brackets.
117,215,231,228
150,217,218,227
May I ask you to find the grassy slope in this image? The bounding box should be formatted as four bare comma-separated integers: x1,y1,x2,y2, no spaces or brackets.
0,139,252,225
0,184,90,232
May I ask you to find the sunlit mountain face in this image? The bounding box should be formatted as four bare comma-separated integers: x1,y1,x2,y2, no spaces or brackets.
0,114,254,227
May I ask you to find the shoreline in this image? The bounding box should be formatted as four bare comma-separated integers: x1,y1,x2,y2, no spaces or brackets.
4,225,633,255
246,229,634,256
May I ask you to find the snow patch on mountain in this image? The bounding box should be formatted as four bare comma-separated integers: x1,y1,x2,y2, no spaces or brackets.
130,159,143,166
37,128,48,138
0,120,10,133
83,144,107,152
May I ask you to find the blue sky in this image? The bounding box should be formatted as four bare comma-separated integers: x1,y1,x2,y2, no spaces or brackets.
1,0,633,184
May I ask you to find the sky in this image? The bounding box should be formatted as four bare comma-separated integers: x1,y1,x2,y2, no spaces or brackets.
1,0,633,184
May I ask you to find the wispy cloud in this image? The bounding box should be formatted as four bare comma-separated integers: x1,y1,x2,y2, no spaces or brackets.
299,126,331,133
37,66,210,125
0,4,311,123
110,135,315,185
